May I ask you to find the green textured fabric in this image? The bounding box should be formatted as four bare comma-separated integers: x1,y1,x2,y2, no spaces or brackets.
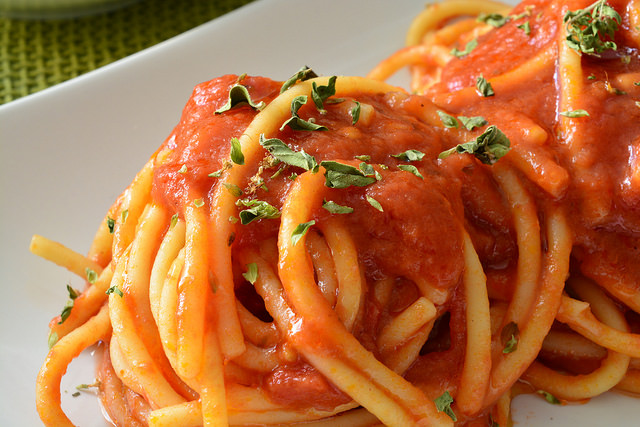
0,0,255,104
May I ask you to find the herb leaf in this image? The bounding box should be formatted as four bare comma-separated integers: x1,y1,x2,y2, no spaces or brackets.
458,115,488,130
477,13,510,27
106,285,123,297
391,150,425,162
259,134,319,172
366,195,384,212
398,164,424,179
559,109,590,117
58,284,81,325
311,76,337,112
281,95,328,131
517,20,532,36
438,125,511,165
237,199,281,225
351,101,361,125
242,263,259,284
215,84,266,114
281,66,318,93
501,322,520,354
230,137,245,165
564,0,621,56
48,331,58,349
451,38,478,58
437,110,459,128
291,220,315,246
106,217,115,234
322,200,354,214
537,390,561,405
320,161,377,188
476,75,495,97
434,391,457,421
85,268,98,284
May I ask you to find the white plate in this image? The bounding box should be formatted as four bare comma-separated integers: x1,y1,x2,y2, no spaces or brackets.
0,0,638,425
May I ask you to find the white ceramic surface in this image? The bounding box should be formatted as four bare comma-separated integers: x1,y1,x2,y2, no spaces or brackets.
1,0,638,425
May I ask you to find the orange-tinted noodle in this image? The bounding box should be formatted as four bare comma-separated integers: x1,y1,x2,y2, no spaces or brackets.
33,0,640,425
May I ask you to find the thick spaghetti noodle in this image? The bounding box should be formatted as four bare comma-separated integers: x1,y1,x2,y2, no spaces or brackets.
33,0,640,425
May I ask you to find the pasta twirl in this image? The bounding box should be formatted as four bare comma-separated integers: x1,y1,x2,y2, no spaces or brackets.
34,0,640,425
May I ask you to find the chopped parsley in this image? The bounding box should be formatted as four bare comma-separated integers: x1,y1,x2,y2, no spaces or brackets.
434,391,457,421
437,110,459,128
291,220,315,246
215,83,266,114
439,125,510,165
477,13,509,28
458,115,488,130
281,95,328,131
451,38,478,58
178,164,188,174
230,137,245,165
170,213,179,228
398,164,424,179
322,200,354,214
559,109,590,117
391,149,425,162
280,66,318,93
564,0,621,56
501,322,519,354
311,76,337,113
366,195,384,212
222,183,243,197
48,331,58,349
237,199,281,225
476,75,495,97
121,209,129,224
58,284,81,325
193,198,205,208
242,263,259,284
106,217,115,234
106,285,123,297
259,134,319,172
517,20,531,36
537,390,561,405
320,161,377,189
351,101,361,125
85,268,98,284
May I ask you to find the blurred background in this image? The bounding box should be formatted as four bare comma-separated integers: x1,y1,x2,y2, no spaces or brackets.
0,0,255,104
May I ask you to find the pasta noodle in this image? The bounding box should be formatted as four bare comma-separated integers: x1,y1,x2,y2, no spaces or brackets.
33,0,640,425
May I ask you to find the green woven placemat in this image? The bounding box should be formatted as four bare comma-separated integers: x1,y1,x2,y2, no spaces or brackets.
0,0,255,104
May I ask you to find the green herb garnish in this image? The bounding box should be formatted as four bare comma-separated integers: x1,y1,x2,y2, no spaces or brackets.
517,20,531,35
215,83,266,114
451,38,478,58
476,75,495,97
458,115,488,130
437,110,459,128
291,220,316,246
559,109,590,117
536,390,561,405
398,164,424,179
366,195,384,212
85,268,97,284
501,322,519,354
259,134,318,172
320,161,377,188
106,217,115,234
230,137,245,165
439,125,510,165
58,284,81,325
322,200,354,214
106,285,123,297
434,391,457,421
237,199,281,225
477,13,509,27
564,0,621,56
311,76,337,113
280,66,318,93
281,95,328,131
391,150,425,162
351,101,361,125
242,263,259,284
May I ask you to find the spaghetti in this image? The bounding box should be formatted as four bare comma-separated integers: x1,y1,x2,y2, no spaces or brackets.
33,0,640,425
